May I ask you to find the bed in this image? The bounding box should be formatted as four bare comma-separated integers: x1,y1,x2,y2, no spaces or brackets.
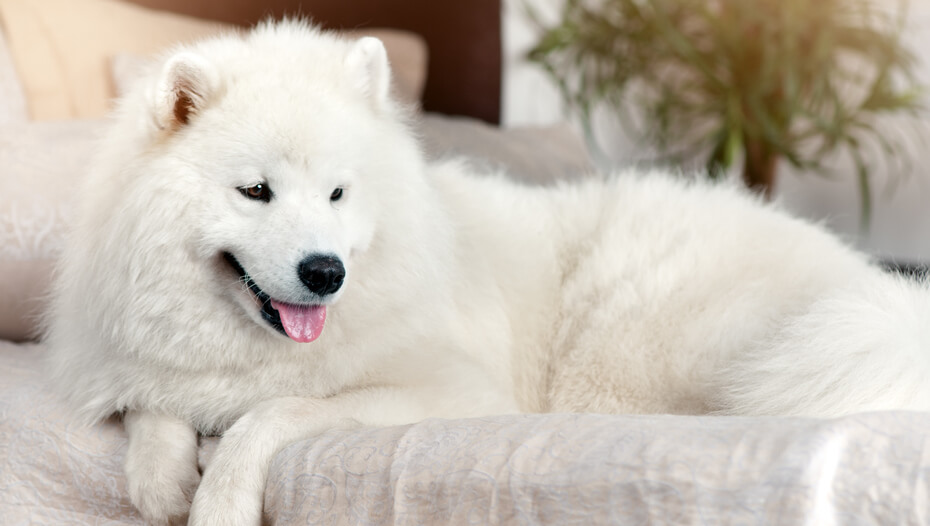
2,1,930,524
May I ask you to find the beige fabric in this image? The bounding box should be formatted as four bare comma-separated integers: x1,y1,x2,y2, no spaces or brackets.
0,0,428,119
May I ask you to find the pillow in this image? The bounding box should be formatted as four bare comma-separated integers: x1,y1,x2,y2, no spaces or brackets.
0,25,27,124
0,0,428,120
0,120,102,341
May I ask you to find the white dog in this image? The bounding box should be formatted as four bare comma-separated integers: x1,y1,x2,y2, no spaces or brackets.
44,20,930,526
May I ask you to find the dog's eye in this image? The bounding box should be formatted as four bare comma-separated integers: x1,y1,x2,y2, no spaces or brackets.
238,183,272,203
330,187,344,202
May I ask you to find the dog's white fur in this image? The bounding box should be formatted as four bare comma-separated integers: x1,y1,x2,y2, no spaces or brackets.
44,21,930,525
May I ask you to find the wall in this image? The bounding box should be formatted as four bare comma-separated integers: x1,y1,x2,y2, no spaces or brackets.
502,0,930,263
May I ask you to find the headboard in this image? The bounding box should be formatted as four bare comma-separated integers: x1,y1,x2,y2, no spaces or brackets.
125,0,502,124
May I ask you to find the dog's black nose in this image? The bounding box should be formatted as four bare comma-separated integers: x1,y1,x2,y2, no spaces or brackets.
298,255,345,296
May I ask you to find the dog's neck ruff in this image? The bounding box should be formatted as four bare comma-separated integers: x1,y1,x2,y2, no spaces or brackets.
222,252,327,343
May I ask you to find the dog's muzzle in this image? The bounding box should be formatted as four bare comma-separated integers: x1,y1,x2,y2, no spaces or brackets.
222,251,339,343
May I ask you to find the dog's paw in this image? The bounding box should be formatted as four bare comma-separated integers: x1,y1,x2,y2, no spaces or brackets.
188,481,263,526
125,452,201,526
123,411,201,526
125,450,200,525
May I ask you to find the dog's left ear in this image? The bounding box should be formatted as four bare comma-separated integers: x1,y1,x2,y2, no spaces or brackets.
151,51,221,131
345,37,391,111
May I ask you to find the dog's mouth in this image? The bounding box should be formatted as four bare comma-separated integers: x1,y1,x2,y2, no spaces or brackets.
222,252,327,343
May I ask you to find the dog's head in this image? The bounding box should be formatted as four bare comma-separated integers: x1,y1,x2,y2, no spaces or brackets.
128,22,420,343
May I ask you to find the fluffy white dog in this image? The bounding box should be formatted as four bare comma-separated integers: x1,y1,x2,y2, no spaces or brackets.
44,20,930,526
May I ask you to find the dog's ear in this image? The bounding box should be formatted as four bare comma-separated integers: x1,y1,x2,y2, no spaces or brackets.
151,52,220,131
345,37,391,111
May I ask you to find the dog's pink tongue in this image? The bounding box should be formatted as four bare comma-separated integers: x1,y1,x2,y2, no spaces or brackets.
270,300,326,343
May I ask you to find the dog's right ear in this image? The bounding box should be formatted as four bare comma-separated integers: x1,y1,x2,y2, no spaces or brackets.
345,37,391,112
150,52,220,132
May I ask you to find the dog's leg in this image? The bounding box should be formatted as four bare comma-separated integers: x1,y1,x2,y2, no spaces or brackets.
188,386,500,526
123,410,201,526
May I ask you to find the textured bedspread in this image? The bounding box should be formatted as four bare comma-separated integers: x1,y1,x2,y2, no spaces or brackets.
3,341,929,525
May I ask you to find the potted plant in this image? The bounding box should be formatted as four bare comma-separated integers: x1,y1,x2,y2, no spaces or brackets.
528,0,923,222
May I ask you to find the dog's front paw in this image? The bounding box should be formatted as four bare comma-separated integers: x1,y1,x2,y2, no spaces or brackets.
123,411,201,526
125,445,201,526
188,478,263,526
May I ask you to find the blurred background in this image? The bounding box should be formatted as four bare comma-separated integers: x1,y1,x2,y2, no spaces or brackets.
504,0,930,265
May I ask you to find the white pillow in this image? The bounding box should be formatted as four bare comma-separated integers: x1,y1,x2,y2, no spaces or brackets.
0,120,103,341
0,26,28,124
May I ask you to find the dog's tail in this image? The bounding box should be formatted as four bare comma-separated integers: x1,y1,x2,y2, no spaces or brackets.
713,271,930,417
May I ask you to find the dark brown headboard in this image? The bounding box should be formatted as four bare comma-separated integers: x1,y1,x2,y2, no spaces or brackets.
126,0,502,124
